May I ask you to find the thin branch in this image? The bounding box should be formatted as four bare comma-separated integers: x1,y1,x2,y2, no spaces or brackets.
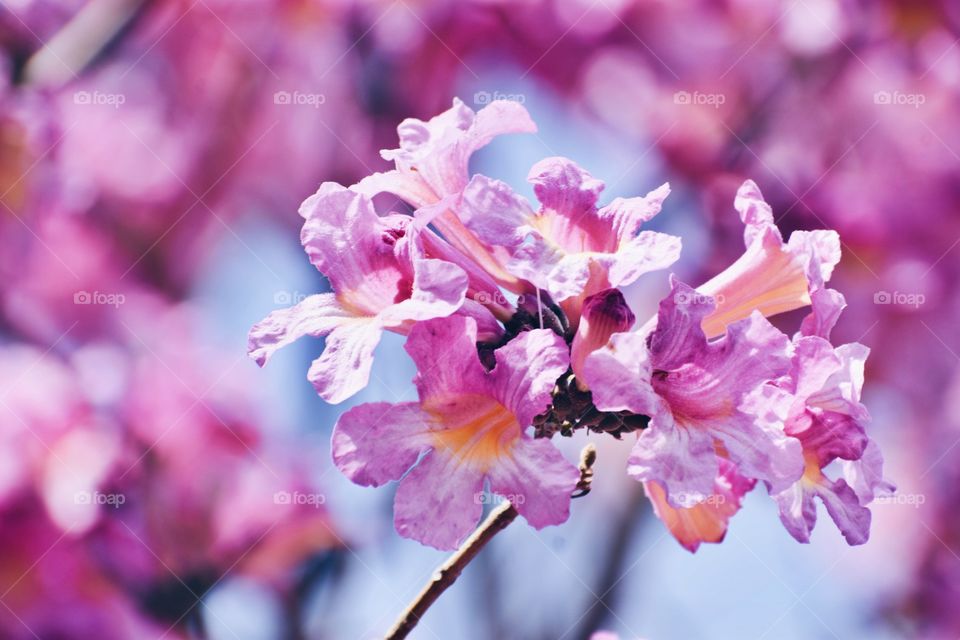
385,444,598,640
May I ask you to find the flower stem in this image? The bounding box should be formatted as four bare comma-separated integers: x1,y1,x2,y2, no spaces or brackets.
385,444,598,640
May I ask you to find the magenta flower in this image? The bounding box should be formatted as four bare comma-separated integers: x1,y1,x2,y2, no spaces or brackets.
248,183,469,403
570,288,636,386
584,279,803,507
771,335,893,545
331,316,579,550
459,157,681,320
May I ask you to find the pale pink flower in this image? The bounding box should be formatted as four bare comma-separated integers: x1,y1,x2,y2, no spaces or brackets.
332,316,579,549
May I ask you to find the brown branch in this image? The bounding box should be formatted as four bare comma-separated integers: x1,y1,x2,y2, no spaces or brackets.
385,444,598,640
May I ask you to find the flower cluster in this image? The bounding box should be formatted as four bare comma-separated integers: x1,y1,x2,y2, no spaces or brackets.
250,99,893,551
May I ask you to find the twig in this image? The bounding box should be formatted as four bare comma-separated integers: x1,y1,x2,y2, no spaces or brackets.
385,444,598,640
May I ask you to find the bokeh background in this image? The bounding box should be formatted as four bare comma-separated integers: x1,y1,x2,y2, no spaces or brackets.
0,0,957,638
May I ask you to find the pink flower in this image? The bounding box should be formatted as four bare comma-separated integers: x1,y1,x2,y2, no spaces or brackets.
355,98,536,289
248,183,469,403
331,316,579,550
771,336,893,545
695,180,841,339
459,157,681,322
584,279,803,509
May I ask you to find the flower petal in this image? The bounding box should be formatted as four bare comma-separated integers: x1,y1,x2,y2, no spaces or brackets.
352,169,437,209
299,183,411,313
247,293,350,366
486,436,579,529
393,451,485,550
697,180,842,338
605,230,682,290
487,328,570,426
817,477,872,546
306,319,383,404
772,481,817,543
628,412,719,508
528,157,605,223
405,316,490,404
644,460,755,552
582,331,659,415
381,98,535,200
331,402,436,486
842,439,895,504
599,182,671,240
378,258,468,328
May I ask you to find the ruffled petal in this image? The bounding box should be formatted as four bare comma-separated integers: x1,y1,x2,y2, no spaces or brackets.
331,402,436,486
800,288,846,339
604,230,682,290
582,330,659,415
306,319,383,404
377,258,468,328
817,477,872,546
645,460,755,552
381,98,535,200
772,481,818,543
405,316,490,403
352,169,436,209
627,412,719,508
458,174,535,249
645,281,801,492
299,183,410,312
393,450,485,550
842,439,895,504
717,384,804,493
486,436,579,529
599,182,670,240
487,328,569,426
528,157,605,223
247,293,351,366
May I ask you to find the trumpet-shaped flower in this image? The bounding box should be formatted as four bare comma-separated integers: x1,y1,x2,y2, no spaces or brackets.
584,279,803,508
771,336,893,544
331,316,580,549
696,180,841,338
248,183,468,404
458,157,681,318
355,98,536,289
